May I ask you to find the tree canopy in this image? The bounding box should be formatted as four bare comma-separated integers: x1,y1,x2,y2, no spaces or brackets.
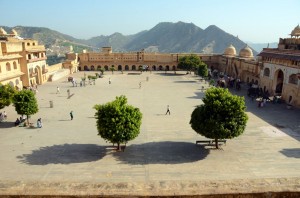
94,95,142,151
0,84,16,109
177,54,207,74
13,90,39,123
190,87,248,148
197,61,208,77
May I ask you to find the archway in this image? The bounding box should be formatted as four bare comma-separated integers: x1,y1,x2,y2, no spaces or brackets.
159,65,163,71
84,66,88,71
91,65,95,71
132,65,136,70
263,68,270,77
125,65,129,71
104,65,108,71
35,66,42,85
97,66,101,71
118,65,122,71
172,66,176,71
78,66,82,71
166,65,170,71
152,65,156,71
274,69,284,94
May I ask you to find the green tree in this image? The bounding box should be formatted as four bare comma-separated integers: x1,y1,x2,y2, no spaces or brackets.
190,87,248,149
13,90,39,124
110,66,115,74
177,54,201,73
0,84,16,109
197,61,208,78
94,95,142,151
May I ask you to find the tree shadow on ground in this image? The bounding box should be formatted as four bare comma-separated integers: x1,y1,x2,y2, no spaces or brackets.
0,122,15,128
187,92,205,99
112,141,209,165
279,148,300,158
17,144,107,165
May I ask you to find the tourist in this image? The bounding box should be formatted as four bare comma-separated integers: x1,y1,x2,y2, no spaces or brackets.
165,105,170,115
3,111,7,120
56,86,60,94
37,118,42,128
109,78,111,84
70,111,74,120
15,118,20,126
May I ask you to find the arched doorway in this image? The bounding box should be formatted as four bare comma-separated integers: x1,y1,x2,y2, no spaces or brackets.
274,69,284,95
97,66,101,71
159,65,163,71
35,66,42,85
132,65,136,70
166,65,170,71
84,66,88,71
78,66,82,71
104,65,108,71
91,65,95,71
125,65,129,71
172,66,176,71
152,65,156,71
118,65,122,71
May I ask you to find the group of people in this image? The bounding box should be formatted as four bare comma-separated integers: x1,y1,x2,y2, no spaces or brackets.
14,115,42,128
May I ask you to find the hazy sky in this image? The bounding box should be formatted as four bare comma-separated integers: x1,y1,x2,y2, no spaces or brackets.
0,0,299,43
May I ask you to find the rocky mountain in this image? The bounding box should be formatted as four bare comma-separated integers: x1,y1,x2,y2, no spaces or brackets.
1,22,257,56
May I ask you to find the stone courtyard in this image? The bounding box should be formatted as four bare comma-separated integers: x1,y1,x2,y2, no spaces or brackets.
0,71,299,196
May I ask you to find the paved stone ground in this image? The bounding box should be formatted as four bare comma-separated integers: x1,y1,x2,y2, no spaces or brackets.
0,71,299,196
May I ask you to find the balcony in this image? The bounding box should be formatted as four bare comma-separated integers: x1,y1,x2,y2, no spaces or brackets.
27,57,47,63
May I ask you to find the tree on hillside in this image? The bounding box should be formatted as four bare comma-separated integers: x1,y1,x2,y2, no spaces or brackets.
13,90,39,124
190,87,248,149
177,54,203,74
0,84,16,109
94,95,142,151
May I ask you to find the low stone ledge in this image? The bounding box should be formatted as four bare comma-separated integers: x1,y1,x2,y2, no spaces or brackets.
0,178,299,197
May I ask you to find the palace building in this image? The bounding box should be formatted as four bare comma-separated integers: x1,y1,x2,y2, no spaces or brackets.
65,25,300,107
0,28,48,88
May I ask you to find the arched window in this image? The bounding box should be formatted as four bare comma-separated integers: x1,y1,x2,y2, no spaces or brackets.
13,61,17,69
263,68,270,77
289,74,298,85
6,62,11,71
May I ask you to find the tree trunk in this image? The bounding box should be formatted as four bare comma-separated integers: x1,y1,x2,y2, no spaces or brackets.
27,114,29,125
215,138,219,149
117,143,121,151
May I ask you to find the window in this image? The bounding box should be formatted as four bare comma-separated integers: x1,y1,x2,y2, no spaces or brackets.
13,61,17,69
288,74,298,85
6,62,11,71
263,68,270,77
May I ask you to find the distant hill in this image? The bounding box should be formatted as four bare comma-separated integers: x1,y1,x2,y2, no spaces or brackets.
247,42,278,53
1,22,257,56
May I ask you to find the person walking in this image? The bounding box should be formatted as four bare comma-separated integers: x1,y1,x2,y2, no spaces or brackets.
70,111,74,120
165,105,170,115
109,78,111,84
56,86,60,94
37,118,42,128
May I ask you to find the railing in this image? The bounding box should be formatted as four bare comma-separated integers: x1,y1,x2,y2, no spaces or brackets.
27,57,47,63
